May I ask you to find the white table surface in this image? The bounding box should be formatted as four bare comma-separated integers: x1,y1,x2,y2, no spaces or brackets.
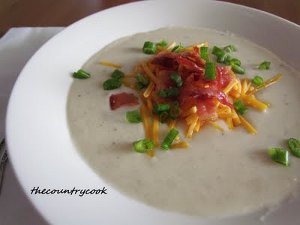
0,27,63,225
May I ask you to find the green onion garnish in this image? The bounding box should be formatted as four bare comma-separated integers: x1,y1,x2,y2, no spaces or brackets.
268,147,289,166
158,87,179,98
169,102,180,119
231,64,245,74
103,78,122,90
200,46,209,61
103,69,125,90
212,45,245,74
126,110,142,123
288,138,300,158
212,46,224,58
172,43,184,53
233,99,248,115
156,40,168,48
154,103,171,123
161,128,179,150
229,58,245,74
159,111,169,123
133,139,154,153
252,75,264,86
223,45,237,53
154,103,170,114
153,102,180,123
170,72,183,87
143,41,157,54
217,52,231,64
111,69,125,80
230,58,241,66
212,45,236,63
136,73,149,89
258,61,271,70
135,82,145,90
204,62,216,80
73,69,91,79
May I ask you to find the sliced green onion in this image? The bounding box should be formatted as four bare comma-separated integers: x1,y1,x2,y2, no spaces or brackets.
169,102,180,119
200,46,209,61
231,64,245,74
170,72,183,87
111,69,125,80
212,45,245,74
288,138,300,158
158,87,179,98
103,78,122,90
133,139,154,153
268,147,289,166
252,75,264,86
223,45,237,53
156,40,168,48
161,128,179,150
135,73,149,89
172,43,184,53
136,73,149,84
126,110,142,123
233,99,248,115
158,89,170,98
153,103,171,123
143,41,157,54
159,111,170,123
218,53,232,64
258,61,271,70
155,102,180,122
212,46,224,58
212,45,235,64
212,45,237,62
136,82,145,90
154,103,170,114
73,69,91,79
204,62,216,80
230,58,241,66
103,69,125,90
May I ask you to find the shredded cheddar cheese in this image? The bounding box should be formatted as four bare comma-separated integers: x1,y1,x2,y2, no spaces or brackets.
141,63,160,85
239,115,257,135
210,121,225,133
140,104,152,139
152,116,160,146
171,141,189,149
143,81,155,98
99,60,122,68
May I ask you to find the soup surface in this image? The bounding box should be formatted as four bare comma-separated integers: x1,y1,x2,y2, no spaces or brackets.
67,27,300,217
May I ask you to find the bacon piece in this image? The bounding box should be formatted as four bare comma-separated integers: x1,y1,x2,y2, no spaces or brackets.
216,91,233,108
176,55,204,73
109,92,139,110
151,52,179,70
216,66,233,89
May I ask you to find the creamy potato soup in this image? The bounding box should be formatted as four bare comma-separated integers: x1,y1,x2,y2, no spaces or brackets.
67,27,300,217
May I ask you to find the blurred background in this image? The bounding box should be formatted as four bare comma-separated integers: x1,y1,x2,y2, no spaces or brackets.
1,0,299,37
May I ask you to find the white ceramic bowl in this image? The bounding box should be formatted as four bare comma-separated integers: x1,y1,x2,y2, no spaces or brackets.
6,0,300,224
